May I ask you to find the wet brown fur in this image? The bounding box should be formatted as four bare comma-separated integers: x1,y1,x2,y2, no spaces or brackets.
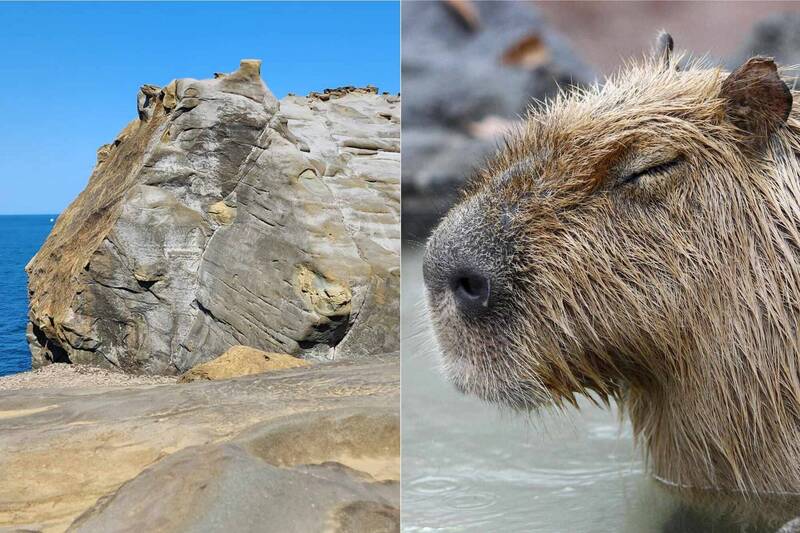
426,43,800,495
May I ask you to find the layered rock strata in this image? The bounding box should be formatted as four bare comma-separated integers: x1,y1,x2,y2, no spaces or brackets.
26,60,400,374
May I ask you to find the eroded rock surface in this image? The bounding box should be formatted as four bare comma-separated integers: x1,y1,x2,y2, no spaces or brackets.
26,60,400,374
0,359,399,532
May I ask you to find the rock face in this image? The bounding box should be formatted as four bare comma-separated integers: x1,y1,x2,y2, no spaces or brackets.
26,60,400,375
401,1,590,241
0,359,399,532
177,345,309,383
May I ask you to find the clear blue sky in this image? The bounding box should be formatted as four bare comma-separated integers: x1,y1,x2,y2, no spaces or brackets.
0,1,400,214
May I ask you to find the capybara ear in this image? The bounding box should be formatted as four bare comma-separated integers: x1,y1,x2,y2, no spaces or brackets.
721,57,792,142
651,31,673,69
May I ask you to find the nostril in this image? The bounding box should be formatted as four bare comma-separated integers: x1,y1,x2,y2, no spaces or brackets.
451,270,491,316
456,275,487,301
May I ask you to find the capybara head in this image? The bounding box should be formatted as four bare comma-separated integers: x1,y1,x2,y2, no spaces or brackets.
424,33,800,493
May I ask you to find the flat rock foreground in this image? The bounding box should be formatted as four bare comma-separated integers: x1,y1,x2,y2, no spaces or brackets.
0,359,399,532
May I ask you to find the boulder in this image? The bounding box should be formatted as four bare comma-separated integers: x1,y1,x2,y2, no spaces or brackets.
26,60,400,375
401,0,591,241
177,345,309,383
69,443,399,533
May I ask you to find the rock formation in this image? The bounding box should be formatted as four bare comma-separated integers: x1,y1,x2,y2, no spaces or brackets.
0,359,399,532
401,0,590,241
26,60,400,375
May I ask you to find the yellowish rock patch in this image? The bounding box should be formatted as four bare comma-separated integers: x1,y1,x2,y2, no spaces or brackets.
208,200,237,225
178,345,309,383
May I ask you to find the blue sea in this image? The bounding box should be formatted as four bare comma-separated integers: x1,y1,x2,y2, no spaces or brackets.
0,215,56,376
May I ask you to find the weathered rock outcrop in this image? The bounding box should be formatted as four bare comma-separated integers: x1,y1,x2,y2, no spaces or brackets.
401,0,590,241
0,359,399,532
26,60,400,374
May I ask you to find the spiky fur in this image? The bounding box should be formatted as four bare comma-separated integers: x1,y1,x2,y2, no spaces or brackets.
425,53,800,495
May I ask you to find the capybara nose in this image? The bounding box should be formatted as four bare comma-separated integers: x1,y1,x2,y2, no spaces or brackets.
450,269,491,317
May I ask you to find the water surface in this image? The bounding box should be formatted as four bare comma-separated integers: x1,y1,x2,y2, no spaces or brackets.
0,215,55,376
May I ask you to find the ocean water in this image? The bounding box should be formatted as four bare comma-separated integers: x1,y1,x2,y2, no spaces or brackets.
0,215,56,376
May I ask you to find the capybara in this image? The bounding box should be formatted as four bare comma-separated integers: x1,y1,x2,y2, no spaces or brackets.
424,33,800,496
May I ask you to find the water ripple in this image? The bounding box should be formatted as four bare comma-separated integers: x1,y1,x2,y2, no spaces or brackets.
407,475,459,495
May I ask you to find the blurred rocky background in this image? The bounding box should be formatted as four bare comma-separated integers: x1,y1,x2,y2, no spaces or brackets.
402,0,800,243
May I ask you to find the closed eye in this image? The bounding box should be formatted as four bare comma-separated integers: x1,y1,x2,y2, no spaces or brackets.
619,157,682,186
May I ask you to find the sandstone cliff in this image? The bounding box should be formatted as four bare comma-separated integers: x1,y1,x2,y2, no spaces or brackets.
25,60,400,374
